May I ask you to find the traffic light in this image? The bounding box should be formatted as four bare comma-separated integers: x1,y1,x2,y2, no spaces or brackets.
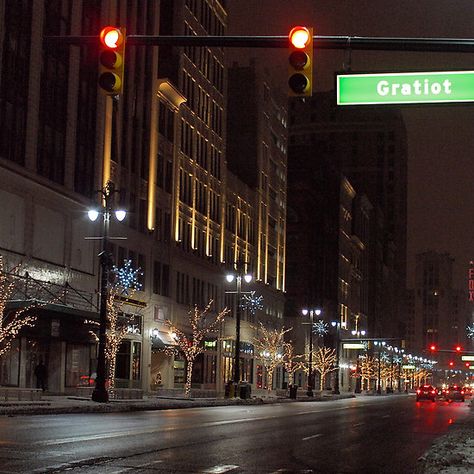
288,26,313,97
98,26,126,95
466,362,471,368
429,344,437,352
449,361,454,367
455,345,462,352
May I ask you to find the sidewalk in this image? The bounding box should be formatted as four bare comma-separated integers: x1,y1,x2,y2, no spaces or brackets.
0,391,356,416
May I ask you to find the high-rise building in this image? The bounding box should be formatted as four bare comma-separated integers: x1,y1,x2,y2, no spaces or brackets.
408,251,469,372
287,92,408,341
0,0,286,395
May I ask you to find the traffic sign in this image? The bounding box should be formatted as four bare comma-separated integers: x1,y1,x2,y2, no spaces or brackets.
337,70,474,105
461,355,474,361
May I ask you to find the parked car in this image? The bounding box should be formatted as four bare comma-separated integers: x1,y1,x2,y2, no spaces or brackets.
445,386,465,402
416,385,437,402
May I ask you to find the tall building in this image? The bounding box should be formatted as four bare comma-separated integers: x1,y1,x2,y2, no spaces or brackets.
287,92,408,341
408,251,469,372
0,0,287,395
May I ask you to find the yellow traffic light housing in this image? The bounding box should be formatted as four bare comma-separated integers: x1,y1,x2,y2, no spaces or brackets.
288,26,313,97
98,27,126,95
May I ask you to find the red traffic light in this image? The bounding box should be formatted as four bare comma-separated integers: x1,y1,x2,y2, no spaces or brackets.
466,362,471,368
429,344,437,351
289,27,311,49
449,361,454,367
288,26,313,97
98,26,126,95
455,345,462,352
100,27,123,49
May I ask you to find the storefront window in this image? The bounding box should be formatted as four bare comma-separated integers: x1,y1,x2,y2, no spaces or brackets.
116,341,131,379
132,341,141,380
0,338,20,386
65,344,94,387
174,357,185,385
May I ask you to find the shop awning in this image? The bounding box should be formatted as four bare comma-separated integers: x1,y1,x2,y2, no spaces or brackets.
151,330,177,351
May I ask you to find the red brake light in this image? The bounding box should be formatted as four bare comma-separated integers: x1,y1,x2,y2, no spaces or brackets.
416,389,421,394
431,390,436,394
461,391,465,394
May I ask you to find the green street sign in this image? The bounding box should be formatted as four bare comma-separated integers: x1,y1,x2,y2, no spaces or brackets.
337,71,474,105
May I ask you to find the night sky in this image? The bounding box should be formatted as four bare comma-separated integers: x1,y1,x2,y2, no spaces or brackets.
227,0,474,288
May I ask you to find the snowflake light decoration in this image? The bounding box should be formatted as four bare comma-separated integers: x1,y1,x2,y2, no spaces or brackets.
393,356,402,365
312,319,329,336
111,259,143,294
380,352,390,363
241,292,263,315
467,323,474,339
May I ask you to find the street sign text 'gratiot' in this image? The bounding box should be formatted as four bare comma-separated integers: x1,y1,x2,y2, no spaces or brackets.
337,71,474,105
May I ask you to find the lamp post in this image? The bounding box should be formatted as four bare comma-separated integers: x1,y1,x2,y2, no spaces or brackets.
88,181,126,403
331,320,341,394
302,308,321,397
225,261,252,392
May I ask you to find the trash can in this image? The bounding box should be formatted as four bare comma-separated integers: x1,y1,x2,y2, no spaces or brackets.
239,382,251,399
289,384,298,399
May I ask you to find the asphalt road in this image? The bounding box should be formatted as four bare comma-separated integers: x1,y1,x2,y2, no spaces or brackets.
0,394,470,473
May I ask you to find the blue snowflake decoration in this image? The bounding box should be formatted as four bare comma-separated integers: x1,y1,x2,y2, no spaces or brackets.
312,319,329,336
111,259,143,294
467,323,474,339
241,292,263,314
380,352,390,363
393,356,402,365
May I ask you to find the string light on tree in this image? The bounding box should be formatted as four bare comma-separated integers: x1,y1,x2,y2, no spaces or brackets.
111,259,143,294
241,291,263,315
312,319,329,336
252,322,292,391
165,300,229,397
0,256,49,357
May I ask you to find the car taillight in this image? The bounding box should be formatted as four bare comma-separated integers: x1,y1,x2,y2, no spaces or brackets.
431,390,436,394
461,391,465,394
416,389,421,394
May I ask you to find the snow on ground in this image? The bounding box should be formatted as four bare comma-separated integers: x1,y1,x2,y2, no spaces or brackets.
416,408,474,473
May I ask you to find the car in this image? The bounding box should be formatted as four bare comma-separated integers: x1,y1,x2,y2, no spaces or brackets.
445,386,465,402
462,386,472,396
416,384,437,402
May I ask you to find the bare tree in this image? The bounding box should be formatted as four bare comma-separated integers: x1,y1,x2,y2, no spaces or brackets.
166,300,229,397
87,287,139,389
282,340,302,386
313,346,337,391
0,257,37,357
253,322,292,391
359,355,378,390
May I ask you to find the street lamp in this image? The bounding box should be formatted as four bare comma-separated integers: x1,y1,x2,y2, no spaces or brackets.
331,320,341,394
225,261,252,392
302,308,321,396
88,180,126,403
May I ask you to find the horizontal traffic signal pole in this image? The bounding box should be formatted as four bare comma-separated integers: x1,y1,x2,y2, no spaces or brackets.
45,34,474,53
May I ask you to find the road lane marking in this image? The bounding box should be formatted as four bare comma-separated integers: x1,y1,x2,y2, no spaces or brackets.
23,399,399,447
302,433,323,441
382,414,391,418
202,465,239,473
352,422,365,427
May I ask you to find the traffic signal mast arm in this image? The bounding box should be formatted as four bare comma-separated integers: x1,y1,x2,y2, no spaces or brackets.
45,34,474,53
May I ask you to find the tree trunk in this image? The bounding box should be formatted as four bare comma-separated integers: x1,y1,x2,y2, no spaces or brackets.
185,360,193,398
320,373,324,391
